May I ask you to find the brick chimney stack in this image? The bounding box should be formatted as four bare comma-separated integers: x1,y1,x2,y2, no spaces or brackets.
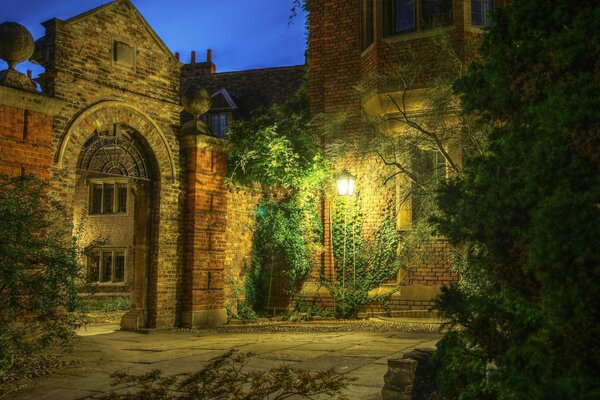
175,52,180,61
191,50,196,64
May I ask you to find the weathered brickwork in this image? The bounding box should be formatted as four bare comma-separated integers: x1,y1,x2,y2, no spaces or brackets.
0,86,62,179
223,185,263,310
308,0,482,313
180,135,229,327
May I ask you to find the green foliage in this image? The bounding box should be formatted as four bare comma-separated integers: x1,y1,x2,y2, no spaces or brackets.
245,195,322,313
228,81,327,315
327,198,400,318
81,297,130,313
225,278,257,321
0,175,86,377
227,78,326,193
99,349,353,400
433,0,600,398
290,296,333,321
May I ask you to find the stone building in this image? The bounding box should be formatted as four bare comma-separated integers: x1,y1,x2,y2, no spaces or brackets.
0,0,303,329
0,0,488,328
306,0,495,315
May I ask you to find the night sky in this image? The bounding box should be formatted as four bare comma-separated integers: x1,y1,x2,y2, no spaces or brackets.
0,0,307,76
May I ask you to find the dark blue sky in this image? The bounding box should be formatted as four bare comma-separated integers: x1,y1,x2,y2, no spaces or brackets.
0,0,307,76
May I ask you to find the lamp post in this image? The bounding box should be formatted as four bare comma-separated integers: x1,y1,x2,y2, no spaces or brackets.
335,170,356,291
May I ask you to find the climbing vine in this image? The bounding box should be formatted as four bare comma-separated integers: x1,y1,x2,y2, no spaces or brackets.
327,197,401,318
226,80,328,315
244,195,323,313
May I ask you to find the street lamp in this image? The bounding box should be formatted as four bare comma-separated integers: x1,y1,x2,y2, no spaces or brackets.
336,170,356,196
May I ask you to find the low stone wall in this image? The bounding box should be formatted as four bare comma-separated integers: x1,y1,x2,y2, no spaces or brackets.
381,348,437,400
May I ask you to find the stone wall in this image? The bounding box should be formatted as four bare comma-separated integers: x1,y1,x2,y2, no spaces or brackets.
34,0,183,328
223,185,263,310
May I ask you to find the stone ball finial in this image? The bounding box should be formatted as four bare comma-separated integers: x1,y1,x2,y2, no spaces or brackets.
0,22,35,70
181,85,212,119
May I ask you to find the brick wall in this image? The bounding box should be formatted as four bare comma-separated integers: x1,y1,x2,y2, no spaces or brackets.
0,102,54,179
308,0,471,311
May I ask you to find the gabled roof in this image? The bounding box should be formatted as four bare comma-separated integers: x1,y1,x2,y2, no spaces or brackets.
56,0,180,64
185,65,306,119
211,88,238,111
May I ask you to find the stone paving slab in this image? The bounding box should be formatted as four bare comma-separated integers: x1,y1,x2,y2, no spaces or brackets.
5,322,442,400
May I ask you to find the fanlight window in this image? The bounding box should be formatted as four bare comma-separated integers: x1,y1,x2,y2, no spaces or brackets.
78,126,150,179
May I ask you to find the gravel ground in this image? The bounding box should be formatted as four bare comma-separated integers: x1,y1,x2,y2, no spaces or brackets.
175,317,446,335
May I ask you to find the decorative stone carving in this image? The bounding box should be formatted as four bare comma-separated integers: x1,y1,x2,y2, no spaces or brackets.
0,22,34,70
181,85,211,118
181,85,211,136
0,22,36,91
77,130,151,180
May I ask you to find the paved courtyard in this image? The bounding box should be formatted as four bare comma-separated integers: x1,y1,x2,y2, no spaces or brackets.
6,321,441,400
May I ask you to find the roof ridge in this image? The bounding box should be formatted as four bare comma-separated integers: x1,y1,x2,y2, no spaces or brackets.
206,64,305,76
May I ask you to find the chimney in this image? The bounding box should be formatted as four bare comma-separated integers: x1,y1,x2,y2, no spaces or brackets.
175,52,180,61
207,49,216,74
191,50,196,64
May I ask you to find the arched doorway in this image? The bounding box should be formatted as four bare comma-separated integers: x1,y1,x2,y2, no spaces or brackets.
73,123,157,329
56,101,179,329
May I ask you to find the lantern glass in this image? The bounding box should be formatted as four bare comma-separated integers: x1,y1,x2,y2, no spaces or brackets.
336,170,356,196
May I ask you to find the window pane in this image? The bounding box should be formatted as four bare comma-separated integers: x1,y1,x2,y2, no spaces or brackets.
211,114,220,136
394,0,416,33
89,252,100,282
117,183,127,213
472,0,493,27
219,113,228,138
91,184,103,214
422,0,453,29
114,252,125,282
101,252,112,282
103,183,114,214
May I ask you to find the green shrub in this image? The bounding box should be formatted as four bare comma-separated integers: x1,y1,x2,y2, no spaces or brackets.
0,175,86,377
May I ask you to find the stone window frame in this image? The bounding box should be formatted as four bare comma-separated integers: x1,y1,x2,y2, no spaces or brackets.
88,178,130,216
88,248,128,285
111,39,137,72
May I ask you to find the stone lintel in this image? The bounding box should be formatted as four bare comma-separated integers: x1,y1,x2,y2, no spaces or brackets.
181,308,227,328
0,84,65,115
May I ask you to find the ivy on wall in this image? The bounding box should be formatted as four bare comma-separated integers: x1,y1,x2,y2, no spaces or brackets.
226,80,328,315
327,196,401,318
244,195,322,313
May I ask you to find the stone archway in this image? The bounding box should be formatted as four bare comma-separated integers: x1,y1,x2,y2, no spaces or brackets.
56,101,179,329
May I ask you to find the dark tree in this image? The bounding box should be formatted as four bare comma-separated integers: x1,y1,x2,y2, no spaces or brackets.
0,175,86,376
433,0,600,398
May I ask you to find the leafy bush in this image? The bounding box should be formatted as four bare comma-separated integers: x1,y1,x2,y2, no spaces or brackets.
80,297,131,313
433,0,600,397
98,349,353,400
244,195,322,313
0,175,86,377
227,82,327,315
